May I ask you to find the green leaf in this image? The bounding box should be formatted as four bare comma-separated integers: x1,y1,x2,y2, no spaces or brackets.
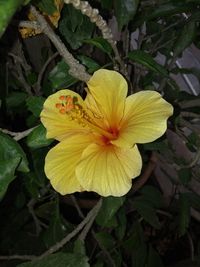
133,243,148,267
115,207,127,240
185,192,200,211
147,245,164,267
73,239,86,256
0,132,29,172
17,252,90,267
43,201,68,247
84,37,112,56
114,0,139,30
26,96,45,117
178,193,190,236
0,0,24,38
95,232,115,249
6,92,27,108
173,20,196,58
139,185,164,209
101,0,113,9
26,124,53,149
78,55,100,73
96,196,125,227
123,222,145,252
59,5,94,49
48,60,78,90
134,199,161,229
178,168,191,185
143,140,168,152
35,0,57,15
0,156,21,200
128,50,168,77
146,3,195,20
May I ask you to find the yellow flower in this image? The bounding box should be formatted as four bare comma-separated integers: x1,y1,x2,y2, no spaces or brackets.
40,69,173,197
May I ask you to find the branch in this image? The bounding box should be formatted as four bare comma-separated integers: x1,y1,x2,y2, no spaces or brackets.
0,199,102,261
9,53,33,95
30,6,91,82
34,52,59,95
64,0,126,76
71,196,116,267
0,126,37,141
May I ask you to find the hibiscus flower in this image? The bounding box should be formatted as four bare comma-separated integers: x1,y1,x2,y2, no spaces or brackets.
40,69,173,197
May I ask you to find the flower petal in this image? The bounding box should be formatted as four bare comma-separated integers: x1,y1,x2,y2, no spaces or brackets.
45,134,92,195
76,144,142,197
40,89,90,141
87,69,128,129
112,91,173,147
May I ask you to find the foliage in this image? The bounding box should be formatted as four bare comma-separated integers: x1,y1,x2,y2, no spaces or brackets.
0,0,200,266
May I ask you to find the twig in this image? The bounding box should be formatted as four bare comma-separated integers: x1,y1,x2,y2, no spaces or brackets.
71,195,116,267
179,99,200,109
70,195,84,218
181,111,200,119
27,199,42,236
130,152,157,194
30,5,91,82
9,53,33,95
0,199,102,262
0,254,37,261
19,20,40,30
34,52,59,95
64,0,126,76
186,231,194,261
36,198,102,260
0,126,37,141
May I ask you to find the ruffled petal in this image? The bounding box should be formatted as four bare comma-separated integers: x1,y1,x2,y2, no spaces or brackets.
40,89,90,141
44,134,92,195
87,69,128,129
112,91,173,147
76,143,142,197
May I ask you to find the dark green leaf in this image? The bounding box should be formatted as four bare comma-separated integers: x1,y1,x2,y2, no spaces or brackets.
26,124,53,149
0,156,21,200
36,0,57,15
173,21,196,58
48,60,78,90
134,199,161,229
84,37,112,56
185,192,200,211
73,239,86,256
147,3,194,20
123,222,145,252
178,193,190,236
147,245,164,267
78,55,100,73
96,196,125,227
128,50,168,77
0,0,24,37
140,185,164,209
0,132,29,172
178,168,191,185
43,201,69,247
101,0,113,9
143,140,168,152
59,5,94,49
114,0,139,30
26,96,45,117
115,207,127,240
17,252,90,267
133,243,148,267
6,92,27,108
95,232,115,249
